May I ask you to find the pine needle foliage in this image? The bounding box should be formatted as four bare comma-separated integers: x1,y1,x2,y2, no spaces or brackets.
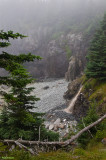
86,14,106,80
0,30,58,141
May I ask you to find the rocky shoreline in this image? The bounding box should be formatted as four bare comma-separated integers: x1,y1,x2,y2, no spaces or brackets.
0,79,80,138
43,104,77,138
29,78,78,138
30,79,68,113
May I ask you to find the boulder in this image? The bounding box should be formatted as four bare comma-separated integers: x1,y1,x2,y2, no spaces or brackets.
58,124,65,129
43,86,49,90
101,138,106,145
45,124,49,129
54,118,61,125
54,125,58,131
49,124,54,130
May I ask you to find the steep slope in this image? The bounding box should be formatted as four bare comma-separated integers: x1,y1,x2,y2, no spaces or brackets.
64,76,106,120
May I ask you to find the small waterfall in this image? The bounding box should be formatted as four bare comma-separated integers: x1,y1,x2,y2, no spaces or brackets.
64,86,82,114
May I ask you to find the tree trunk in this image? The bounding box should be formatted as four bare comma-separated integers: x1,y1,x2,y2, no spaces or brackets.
1,114,106,151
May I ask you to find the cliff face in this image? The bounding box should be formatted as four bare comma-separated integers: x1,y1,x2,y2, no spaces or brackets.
25,31,90,79
0,29,90,79
65,33,88,81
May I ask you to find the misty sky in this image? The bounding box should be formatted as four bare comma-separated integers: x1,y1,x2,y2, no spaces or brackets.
0,0,106,53
0,0,106,33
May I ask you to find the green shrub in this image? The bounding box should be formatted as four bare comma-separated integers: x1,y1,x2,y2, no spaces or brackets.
77,101,101,148
95,129,106,141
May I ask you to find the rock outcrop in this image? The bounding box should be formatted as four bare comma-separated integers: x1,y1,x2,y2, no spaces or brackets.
65,33,89,81
64,78,89,120
72,93,89,121
64,78,81,100
35,32,90,80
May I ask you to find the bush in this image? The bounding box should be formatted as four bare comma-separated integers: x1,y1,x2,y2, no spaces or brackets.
77,101,101,148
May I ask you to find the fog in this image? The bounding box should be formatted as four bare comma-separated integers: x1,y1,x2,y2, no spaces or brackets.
0,0,106,78
0,0,106,54
0,0,106,33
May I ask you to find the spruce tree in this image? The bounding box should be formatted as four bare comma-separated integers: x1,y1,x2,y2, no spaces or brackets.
86,14,106,80
0,30,59,141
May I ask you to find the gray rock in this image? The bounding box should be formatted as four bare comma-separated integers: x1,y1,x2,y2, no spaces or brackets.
58,124,65,129
54,118,61,125
54,125,58,131
45,124,49,129
43,86,49,90
64,78,81,100
1,85,8,90
49,124,54,130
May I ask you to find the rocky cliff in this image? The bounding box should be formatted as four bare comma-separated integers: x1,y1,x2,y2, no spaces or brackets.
63,78,89,120
65,33,89,81
25,31,91,80
0,0,106,79
0,30,91,80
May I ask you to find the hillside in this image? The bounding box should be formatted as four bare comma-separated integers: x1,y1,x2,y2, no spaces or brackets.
0,0,106,159
0,77,106,159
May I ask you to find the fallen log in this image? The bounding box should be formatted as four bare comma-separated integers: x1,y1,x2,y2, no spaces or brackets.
64,114,106,146
1,114,106,150
14,141,36,155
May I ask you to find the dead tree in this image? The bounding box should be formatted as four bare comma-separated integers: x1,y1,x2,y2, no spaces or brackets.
1,114,106,154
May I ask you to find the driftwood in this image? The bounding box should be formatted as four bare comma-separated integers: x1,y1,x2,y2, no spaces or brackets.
1,114,106,154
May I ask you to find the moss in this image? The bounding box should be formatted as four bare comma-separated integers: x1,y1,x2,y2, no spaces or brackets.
82,77,106,113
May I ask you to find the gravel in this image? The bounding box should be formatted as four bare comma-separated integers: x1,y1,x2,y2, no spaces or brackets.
29,79,68,113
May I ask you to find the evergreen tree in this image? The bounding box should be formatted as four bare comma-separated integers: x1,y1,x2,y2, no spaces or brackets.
86,14,106,80
0,30,59,141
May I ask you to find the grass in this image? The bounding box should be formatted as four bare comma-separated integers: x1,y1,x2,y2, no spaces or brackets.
82,77,106,113
1,145,106,160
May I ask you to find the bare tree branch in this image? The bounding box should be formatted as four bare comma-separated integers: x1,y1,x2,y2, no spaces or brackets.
1,114,106,152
